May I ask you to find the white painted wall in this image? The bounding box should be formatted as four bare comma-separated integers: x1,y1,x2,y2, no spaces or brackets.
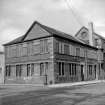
0,53,4,84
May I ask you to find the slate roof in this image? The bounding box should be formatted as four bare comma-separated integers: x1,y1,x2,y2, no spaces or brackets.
3,21,97,49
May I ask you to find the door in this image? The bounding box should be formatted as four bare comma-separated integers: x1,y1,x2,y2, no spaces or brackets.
81,65,84,81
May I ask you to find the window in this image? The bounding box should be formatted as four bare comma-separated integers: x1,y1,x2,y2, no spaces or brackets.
31,64,34,76
5,65,11,77
11,46,16,57
76,48,80,57
69,63,72,75
58,62,65,76
40,62,48,76
17,45,22,57
22,43,27,56
28,42,33,55
55,42,59,53
89,65,92,75
58,43,64,54
40,63,44,76
64,44,69,55
16,65,22,77
70,63,77,76
40,39,49,53
27,64,31,76
33,40,40,54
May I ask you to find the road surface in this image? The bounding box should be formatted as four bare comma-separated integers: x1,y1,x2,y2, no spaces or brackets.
1,82,105,105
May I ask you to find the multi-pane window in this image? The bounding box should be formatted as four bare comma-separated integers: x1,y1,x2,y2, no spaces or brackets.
69,63,72,75
33,40,40,54
40,39,49,53
17,44,22,57
26,64,34,76
58,62,65,76
64,44,69,55
16,65,22,77
27,64,31,76
5,65,11,77
69,63,77,76
89,65,92,75
55,42,59,53
22,43,27,56
40,62,48,76
31,64,34,76
58,43,64,54
28,42,33,55
11,46,16,57
40,63,44,76
76,48,80,57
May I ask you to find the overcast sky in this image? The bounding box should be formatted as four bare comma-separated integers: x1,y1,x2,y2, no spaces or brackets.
0,0,105,51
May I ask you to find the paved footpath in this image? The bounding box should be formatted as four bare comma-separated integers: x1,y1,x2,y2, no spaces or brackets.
0,80,105,105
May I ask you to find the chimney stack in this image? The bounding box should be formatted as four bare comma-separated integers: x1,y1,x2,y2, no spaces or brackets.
88,22,94,46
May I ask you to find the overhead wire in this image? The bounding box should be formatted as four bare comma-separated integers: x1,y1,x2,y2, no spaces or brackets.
64,0,83,26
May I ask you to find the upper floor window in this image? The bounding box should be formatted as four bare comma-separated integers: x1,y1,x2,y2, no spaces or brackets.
28,42,33,56
40,39,49,53
76,48,80,57
64,44,69,55
33,40,40,54
22,43,27,56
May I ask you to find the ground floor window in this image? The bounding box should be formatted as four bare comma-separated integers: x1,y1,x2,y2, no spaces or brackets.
69,63,77,76
5,65,11,77
16,65,22,77
89,65,92,75
27,64,34,76
58,62,65,76
40,62,48,76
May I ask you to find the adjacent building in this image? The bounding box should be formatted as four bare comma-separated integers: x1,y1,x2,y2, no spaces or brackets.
0,52,4,84
3,21,104,84
75,22,105,80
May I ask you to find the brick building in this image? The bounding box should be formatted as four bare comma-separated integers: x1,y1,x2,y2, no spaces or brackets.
3,21,103,84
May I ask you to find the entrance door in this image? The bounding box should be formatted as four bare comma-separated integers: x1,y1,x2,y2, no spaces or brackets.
81,65,84,81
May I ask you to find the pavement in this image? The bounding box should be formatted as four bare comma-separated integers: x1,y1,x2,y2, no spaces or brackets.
2,81,105,105
48,80,105,88
0,79,105,97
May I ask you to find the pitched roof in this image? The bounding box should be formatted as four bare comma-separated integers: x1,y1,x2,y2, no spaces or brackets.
4,21,84,46
3,21,97,49
75,26,105,40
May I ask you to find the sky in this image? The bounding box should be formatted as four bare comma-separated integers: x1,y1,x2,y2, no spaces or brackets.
0,0,105,51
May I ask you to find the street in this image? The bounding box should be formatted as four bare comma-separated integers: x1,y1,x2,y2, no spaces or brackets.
1,82,105,105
